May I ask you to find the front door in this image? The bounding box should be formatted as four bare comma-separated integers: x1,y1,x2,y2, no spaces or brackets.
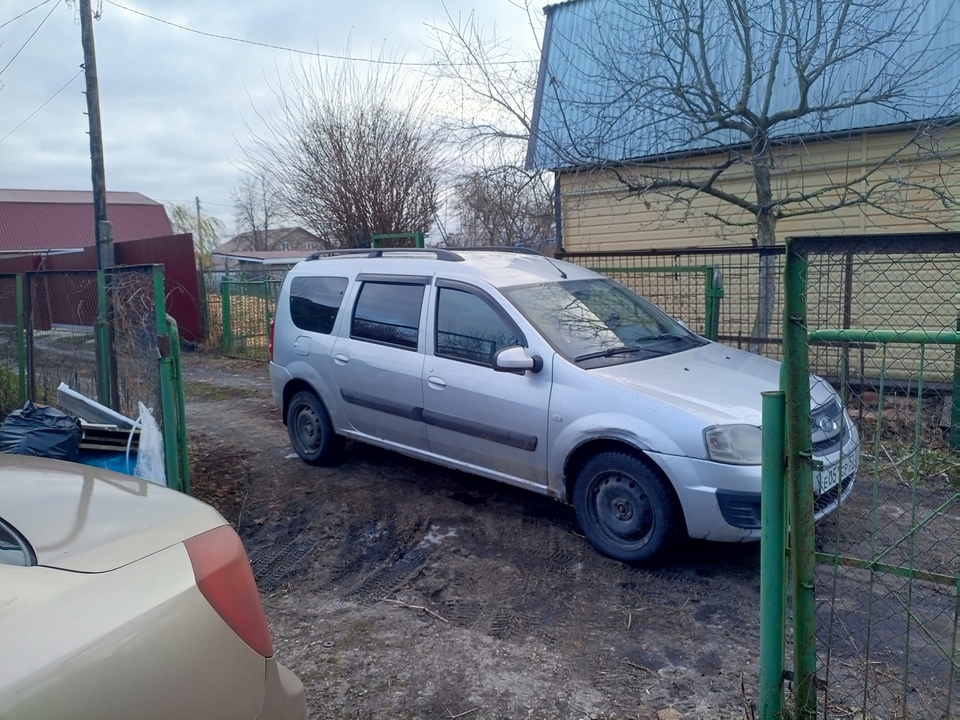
421,281,550,486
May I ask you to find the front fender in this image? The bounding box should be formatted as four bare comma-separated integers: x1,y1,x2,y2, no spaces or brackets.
547,411,698,497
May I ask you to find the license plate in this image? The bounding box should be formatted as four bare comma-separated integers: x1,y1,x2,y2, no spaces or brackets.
815,452,858,496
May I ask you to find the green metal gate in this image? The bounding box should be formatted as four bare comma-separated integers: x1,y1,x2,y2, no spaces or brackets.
763,234,959,719
0,267,188,493
582,263,724,340
219,278,282,360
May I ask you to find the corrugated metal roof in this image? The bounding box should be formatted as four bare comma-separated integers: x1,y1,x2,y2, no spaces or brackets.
528,0,960,169
0,189,174,252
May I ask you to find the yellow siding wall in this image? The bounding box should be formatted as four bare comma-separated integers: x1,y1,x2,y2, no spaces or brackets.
559,127,960,252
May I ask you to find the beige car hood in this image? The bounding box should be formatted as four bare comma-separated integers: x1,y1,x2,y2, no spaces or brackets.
0,455,224,573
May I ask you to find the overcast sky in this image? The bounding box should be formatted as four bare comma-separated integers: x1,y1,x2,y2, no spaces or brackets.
1,0,541,236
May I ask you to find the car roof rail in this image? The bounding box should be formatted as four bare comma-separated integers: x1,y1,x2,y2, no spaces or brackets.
306,248,465,262
454,246,544,256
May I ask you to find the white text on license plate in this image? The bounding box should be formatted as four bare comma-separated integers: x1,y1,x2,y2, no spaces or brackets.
815,453,858,496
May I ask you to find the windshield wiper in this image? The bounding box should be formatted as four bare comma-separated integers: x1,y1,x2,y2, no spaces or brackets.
633,332,688,343
574,345,656,362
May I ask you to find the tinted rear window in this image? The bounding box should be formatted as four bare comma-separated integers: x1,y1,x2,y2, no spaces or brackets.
289,276,349,334
351,282,425,349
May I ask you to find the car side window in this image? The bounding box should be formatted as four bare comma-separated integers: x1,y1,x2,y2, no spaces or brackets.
289,276,349,334
435,286,522,366
351,281,425,349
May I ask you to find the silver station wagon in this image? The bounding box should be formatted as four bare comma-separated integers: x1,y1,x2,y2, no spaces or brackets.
269,248,858,563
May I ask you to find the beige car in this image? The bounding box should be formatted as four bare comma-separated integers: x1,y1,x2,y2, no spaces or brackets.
0,454,306,720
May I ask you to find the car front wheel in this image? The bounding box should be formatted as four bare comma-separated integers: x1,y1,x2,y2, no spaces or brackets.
286,390,344,466
572,451,681,564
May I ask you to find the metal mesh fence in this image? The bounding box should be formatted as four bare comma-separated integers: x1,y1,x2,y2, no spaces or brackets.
0,274,25,417
26,271,102,408
218,278,282,360
25,268,162,427
789,236,958,719
560,246,786,356
107,267,162,422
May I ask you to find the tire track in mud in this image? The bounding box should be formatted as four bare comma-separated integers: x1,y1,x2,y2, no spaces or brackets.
326,516,438,605
242,505,326,592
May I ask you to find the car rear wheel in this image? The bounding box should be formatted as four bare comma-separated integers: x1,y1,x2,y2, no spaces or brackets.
572,451,680,564
286,390,344,466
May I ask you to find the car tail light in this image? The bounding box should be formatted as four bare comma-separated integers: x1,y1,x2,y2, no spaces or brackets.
268,317,275,361
184,525,274,658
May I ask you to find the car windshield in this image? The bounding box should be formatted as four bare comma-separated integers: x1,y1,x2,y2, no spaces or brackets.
503,278,706,366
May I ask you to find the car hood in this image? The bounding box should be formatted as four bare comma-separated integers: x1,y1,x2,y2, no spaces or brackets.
589,341,836,426
0,455,224,572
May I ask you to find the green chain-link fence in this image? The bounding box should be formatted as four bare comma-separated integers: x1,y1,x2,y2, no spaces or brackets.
560,246,785,353
1,267,188,493
215,277,282,360
772,234,958,719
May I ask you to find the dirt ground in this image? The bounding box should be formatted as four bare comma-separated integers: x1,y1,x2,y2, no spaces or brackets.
181,353,957,720
183,353,763,720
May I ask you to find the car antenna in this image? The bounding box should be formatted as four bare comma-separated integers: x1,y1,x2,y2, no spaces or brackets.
545,256,567,279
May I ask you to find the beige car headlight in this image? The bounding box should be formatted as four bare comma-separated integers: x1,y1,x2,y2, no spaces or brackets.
704,424,763,465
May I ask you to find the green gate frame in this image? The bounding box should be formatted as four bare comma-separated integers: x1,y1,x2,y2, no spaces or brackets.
587,264,724,340
763,234,960,719
219,277,281,360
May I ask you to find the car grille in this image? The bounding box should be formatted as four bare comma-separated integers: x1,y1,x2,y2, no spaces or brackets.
814,474,854,515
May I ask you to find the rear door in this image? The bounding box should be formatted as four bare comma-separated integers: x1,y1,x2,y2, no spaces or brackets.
329,274,430,451
421,279,551,486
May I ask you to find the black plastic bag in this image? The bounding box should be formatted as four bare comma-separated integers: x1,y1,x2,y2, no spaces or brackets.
0,402,82,461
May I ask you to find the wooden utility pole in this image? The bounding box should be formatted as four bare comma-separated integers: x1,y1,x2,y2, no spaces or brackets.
79,0,114,269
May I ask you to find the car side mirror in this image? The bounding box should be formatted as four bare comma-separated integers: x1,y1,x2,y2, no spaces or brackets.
493,346,543,374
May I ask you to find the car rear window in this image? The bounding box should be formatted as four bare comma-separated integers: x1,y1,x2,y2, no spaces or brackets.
0,519,33,567
289,276,349,334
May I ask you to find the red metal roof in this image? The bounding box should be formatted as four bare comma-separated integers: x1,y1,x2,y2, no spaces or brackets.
0,189,174,252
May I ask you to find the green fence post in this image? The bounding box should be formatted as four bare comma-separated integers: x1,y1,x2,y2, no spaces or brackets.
167,315,190,495
15,274,26,403
263,282,273,362
154,266,183,492
95,269,111,407
952,312,960,451
220,278,232,355
704,266,724,341
783,239,817,719
759,390,787,719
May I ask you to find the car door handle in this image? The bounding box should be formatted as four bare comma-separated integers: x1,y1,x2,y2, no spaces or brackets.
427,376,446,389
334,353,349,364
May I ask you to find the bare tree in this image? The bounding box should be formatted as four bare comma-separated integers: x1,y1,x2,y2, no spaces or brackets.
448,166,553,249
230,169,286,251
166,201,226,269
428,4,554,248
241,56,438,248
532,0,960,351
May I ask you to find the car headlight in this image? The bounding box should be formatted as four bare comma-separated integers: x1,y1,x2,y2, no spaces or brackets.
704,424,763,465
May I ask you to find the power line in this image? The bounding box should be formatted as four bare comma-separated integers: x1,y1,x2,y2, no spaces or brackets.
0,0,60,77
0,0,55,31
0,68,83,144
104,1,535,67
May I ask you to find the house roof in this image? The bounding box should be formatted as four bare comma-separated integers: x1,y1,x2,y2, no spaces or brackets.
0,189,174,252
212,250,310,265
527,0,960,169
216,227,320,254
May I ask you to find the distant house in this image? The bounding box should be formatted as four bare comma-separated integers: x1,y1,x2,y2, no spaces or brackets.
210,227,322,278
0,189,173,255
216,227,322,255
